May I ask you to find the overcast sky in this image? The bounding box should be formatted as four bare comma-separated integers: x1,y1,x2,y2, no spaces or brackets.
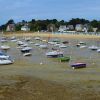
0,0,100,25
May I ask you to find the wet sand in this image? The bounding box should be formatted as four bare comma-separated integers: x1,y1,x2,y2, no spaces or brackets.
0,76,100,100
0,33,100,100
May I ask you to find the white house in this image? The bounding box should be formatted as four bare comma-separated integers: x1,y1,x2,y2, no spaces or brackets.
58,25,67,32
75,24,84,32
21,25,30,31
93,28,98,32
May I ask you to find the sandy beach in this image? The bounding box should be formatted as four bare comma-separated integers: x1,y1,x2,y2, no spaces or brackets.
4,32,100,39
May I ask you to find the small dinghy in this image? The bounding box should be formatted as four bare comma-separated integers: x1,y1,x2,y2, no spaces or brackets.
17,43,28,49
57,56,70,62
62,41,69,44
23,52,32,56
46,50,63,58
0,37,8,43
71,63,86,69
11,36,17,42
0,58,13,65
0,45,10,50
17,41,24,46
48,42,56,45
97,49,100,53
53,39,60,43
21,47,32,53
11,39,17,42
21,43,28,47
0,39,8,43
76,44,81,47
88,45,98,50
39,45,48,49
42,40,47,42
34,43,40,46
0,52,14,65
79,41,86,45
54,43,61,47
80,45,87,49
34,37,41,40
59,44,67,48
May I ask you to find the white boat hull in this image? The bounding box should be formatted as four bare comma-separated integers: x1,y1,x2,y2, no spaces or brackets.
23,53,32,56
0,60,13,65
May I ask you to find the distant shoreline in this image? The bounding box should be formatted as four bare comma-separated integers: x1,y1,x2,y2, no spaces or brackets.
2,32,100,39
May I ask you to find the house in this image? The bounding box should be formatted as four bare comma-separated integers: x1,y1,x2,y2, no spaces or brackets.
58,25,67,32
6,24,15,32
21,25,30,31
67,25,74,30
83,24,90,33
93,28,98,32
75,24,89,33
75,24,84,32
82,27,88,33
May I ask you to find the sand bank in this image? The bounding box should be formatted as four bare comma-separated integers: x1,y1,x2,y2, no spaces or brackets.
3,32,100,39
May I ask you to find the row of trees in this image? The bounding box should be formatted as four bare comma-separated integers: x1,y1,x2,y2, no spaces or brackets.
0,18,100,32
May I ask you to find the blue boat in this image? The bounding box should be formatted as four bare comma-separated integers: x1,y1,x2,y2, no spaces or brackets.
71,63,86,69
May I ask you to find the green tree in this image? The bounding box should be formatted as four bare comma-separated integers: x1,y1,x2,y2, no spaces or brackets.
6,19,15,25
90,20,98,28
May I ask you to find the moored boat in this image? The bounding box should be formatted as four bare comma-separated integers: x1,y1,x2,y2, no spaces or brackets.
0,58,13,65
59,44,67,48
39,44,48,49
80,45,87,49
62,41,69,44
46,50,63,58
88,45,98,50
0,52,14,65
71,63,86,69
34,37,41,40
34,43,40,46
23,52,32,56
76,44,81,47
17,41,24,46
21,47,32,53
0,45,10,50
79,41,86,45
97,49,100,53
57,56,70,62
